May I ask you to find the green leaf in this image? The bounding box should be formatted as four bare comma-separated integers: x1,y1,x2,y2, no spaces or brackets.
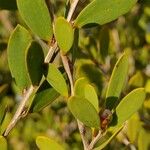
74,78,99,112
111,88,146,126
145,79,150,93
68,96,100,128
0,112,11,135
45,64,68,97
74,77,89,97
17,0,53,41
27,42,44,86
36,136,64,150
94,126,123,150
106,53,129,110
0,136,7,150
127,113,141,143
31,80,60,112
84,84,99,112
54,17,74,54
138,128,150,150
7,25,32,90
0,0,17,10
75,0,137,28
129,71,144,88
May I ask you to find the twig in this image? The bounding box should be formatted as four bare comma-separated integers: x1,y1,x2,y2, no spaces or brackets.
60,55,89,150
88,131,102,150
44,42,58,63
129,144,137,150
4,86,34,136
65,1,92,149
77,120,89,150
122,138,137,150
60,55,74,96
67,0,80,21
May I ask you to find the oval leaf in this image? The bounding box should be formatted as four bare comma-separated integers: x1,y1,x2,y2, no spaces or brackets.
31,80,60,112
129,71,144,88
74,77,89,97
36,136,64,150
68,96,100,128
45,64,68,97
54,17,74,54
74,78,99,112
127,114,141,143
138,129,150,150
84,84,99,112
75,0,137,28
27,42,44,86
17,0,53,41
112,88,146,126
8,25,32,90
106,53,129,109
0,136,7,150
0,112,11,135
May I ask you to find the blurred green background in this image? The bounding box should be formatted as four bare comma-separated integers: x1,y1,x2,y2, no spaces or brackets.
0,0,150,149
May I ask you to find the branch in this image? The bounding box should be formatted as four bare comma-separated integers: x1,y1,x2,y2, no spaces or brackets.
77,120,89,150
4,86,34,136
44,42,58,63
63,1,93,149
88,131,102,150
60,55,74,96
67,0,80,21
60,54,89,150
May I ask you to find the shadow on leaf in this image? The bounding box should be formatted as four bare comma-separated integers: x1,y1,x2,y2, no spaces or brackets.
78,63,103,93
105,96,118,110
